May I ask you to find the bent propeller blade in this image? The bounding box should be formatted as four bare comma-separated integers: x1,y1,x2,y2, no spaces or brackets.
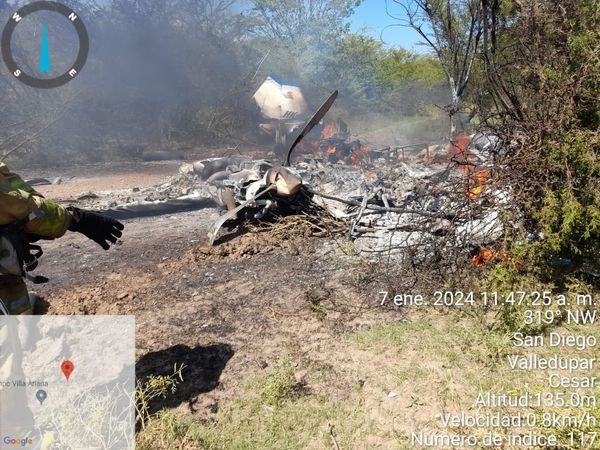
284,90,338,167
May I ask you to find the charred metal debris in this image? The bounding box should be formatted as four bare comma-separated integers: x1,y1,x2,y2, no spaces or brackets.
179,86,505,264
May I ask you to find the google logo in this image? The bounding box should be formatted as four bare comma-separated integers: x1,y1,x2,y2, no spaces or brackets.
2,436,33,446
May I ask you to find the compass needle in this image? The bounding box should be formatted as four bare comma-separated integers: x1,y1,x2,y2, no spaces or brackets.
39,20,50,73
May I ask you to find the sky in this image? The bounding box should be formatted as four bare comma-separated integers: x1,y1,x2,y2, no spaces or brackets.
349,0,425,50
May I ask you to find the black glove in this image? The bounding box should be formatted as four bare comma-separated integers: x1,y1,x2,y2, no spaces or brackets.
67,207,124,250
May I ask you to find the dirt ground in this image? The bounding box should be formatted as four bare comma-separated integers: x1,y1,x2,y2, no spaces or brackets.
23,161,598,449
20,161,183,200
29,161,407,432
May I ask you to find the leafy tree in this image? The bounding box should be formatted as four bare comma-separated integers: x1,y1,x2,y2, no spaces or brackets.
333,33,384,100
392,0,483,134
377,48,445,87
479,0,600,280
295,29,447,115
250,0,360,39
247,0,362,102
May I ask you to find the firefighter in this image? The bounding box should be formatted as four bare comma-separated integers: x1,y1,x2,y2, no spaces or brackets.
0,161,125,314
0,162,124,449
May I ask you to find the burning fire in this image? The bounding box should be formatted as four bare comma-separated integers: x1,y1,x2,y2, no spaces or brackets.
472,248,499,266
319,121,372,167
472,247,510,266
322,122,338,140
468,169,491,200
298,140,320,155
351,145,370,167
445,134,492,200
447,134,472,162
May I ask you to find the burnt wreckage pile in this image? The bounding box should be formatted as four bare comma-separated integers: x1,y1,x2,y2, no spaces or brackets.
179,90,504,263
176,88,504,263
75,87,504,264
184,139,504,262
181,157,317,245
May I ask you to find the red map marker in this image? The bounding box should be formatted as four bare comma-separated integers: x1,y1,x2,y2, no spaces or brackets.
61,360,74,382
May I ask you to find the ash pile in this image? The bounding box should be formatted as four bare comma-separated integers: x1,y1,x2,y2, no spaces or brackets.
298,147,505,261
182,130,506,265
61,132,505,267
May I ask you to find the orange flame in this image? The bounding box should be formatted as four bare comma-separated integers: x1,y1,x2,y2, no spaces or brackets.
447,134,472,164
363,170,377,180
422,145,443,164
468,170,491,200
444,134,492,199
298,139,320,155
472,248,499,266
472,247,511,266
322,122,338,140
351,145,370,167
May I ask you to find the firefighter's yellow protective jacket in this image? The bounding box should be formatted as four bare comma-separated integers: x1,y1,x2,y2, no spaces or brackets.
1,164,73,437
0,162,70,237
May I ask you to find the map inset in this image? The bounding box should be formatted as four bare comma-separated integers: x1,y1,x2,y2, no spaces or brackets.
0,316,135,450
